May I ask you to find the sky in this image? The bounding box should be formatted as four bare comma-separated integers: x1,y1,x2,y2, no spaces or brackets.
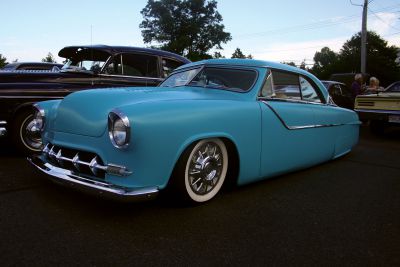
1,0,399,66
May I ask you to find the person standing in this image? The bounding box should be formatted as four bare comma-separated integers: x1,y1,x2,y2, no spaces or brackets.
351,73,363,99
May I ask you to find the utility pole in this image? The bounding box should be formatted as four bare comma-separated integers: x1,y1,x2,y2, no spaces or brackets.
360,0,368,74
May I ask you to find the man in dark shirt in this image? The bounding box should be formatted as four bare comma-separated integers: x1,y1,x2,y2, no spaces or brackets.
351,74,363,102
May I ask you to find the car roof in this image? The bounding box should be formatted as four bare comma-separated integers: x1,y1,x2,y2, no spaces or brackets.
176,58,311,75
58,45,190,63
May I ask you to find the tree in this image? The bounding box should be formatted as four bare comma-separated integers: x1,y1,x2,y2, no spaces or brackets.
0,54,7,68
140,0,231,61
338,31,400,86
42,52,56,63
213,51,225,58
231,48,252,59
231,48,246,59
282,61,296,67
310,47,338,79
311,31,400,86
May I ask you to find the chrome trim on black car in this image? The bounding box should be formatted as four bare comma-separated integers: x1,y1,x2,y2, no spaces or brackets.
28,156,159,202
0,120,6,137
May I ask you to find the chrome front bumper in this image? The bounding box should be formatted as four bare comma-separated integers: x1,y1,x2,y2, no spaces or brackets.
0,121,7,137
28,155,159,202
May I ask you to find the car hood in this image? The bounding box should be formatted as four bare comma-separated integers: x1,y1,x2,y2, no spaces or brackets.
52,86,243,137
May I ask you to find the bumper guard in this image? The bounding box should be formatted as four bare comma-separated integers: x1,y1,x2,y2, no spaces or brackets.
28,155,159,202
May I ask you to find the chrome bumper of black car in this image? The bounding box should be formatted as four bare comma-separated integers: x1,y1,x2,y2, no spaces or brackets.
28,155,159,202
0,121,7,137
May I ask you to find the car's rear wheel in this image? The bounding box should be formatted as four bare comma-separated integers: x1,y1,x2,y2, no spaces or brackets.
172,138,228,203
12,110,42,155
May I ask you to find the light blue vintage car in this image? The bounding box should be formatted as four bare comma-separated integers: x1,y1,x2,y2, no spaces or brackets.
29,59,360,203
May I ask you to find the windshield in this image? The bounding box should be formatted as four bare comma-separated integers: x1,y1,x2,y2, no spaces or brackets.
160,68,201,87
160,66,257,92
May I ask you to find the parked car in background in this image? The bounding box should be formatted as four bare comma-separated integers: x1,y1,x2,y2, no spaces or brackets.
1,62,63,72
29,59,360,204
355,80,400,133
384,81,400,92
321,80,354,109
0,45,190,154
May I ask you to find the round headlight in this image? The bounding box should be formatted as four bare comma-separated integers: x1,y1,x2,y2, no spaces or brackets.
33,104,45,132
108,109,130,149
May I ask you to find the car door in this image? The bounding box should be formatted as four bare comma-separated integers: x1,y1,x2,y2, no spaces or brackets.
259,69,333,177
99,53,163,87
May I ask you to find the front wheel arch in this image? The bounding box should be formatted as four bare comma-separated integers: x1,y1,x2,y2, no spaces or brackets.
167,136,240,203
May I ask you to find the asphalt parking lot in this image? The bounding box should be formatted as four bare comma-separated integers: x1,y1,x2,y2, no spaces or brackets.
0,125,399,266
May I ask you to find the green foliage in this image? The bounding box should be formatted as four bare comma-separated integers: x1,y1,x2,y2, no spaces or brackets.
231,48,252,59
311,31,400,86
42,52,56,63
310,47,338,79
213,51,225,58
231,48,245,58
282,61,296,67
140,0,231,61
0,54,7,68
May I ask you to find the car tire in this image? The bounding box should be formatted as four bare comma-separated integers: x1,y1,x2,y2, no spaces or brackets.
12,110,43,155
171,138,228,203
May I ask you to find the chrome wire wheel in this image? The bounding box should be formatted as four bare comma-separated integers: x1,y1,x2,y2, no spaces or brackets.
184,138,228,203
20,114,42,152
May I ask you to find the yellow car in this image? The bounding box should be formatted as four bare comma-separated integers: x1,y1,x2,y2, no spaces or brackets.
355,81,400,133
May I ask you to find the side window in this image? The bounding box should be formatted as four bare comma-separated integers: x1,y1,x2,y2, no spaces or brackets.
299,76,322,103
271,70,301,100
260,71,274,97
104,53,158,77
162,58,185,78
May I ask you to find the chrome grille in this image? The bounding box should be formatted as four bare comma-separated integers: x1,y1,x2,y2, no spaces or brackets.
43,143,106,179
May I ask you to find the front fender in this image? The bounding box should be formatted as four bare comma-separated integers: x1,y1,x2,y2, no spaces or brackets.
118,99,262,189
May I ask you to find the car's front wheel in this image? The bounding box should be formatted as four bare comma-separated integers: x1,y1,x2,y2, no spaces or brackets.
12,110,42,155
172,138,228,203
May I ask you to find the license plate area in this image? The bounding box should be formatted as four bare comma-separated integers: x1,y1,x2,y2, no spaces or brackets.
388,115,400,123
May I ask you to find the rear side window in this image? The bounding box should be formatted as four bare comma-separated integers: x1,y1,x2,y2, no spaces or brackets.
105,53,158,77
300,76,321,103
260,69,322,103
270,70,301,100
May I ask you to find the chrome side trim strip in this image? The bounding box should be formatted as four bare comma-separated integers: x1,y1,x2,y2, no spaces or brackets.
98,74,163,81
28,156,159,202
262,101,361,130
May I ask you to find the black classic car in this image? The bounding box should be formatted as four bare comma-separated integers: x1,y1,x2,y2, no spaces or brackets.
1,62,64,71
0,45,190,154
321,80,354,109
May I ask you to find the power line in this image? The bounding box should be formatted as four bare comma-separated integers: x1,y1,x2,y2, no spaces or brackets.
368,7,400,31
234,4,400,40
